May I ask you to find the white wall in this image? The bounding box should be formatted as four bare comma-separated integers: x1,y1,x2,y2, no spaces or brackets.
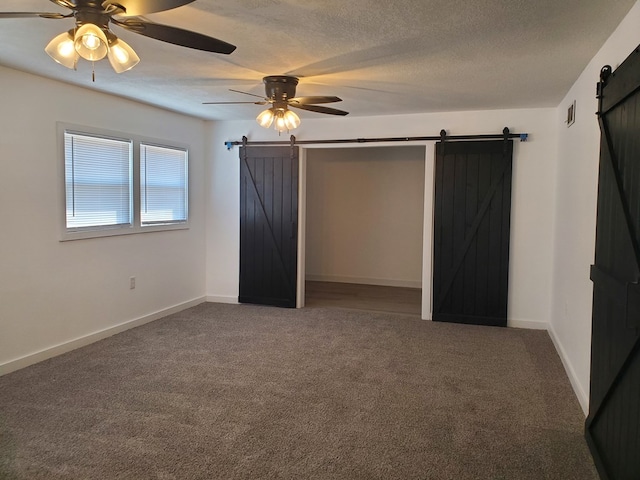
550,1,640,414
0,66,207,372
206,107,558,328
305,146,425,288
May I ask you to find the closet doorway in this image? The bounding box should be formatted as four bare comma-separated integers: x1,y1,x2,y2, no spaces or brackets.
302,146,426,316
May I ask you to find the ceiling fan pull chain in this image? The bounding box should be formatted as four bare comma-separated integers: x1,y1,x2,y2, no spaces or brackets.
92,62,95,83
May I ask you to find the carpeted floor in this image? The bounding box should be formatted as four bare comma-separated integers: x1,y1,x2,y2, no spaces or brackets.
0,303,597,479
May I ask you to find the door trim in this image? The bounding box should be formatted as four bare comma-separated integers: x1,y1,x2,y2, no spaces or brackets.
297,148,307,308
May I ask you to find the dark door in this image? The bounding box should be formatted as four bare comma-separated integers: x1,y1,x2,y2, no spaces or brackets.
433,139,513,326
239,145,298,308
586,47,640,480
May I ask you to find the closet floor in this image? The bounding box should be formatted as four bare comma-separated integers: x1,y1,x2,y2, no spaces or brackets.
305,281,422,316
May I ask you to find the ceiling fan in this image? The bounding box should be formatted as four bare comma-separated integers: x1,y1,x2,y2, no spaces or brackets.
0,0,236,77
204,75,349,133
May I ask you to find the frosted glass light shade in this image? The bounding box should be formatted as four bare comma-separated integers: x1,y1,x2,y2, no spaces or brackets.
107,39,140,73
256,109,275,128
274,111,288,132
45,32,78,69
283,109,300,130
74,23,108,61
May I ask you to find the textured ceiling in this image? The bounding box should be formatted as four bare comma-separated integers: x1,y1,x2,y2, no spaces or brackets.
0,0,636,121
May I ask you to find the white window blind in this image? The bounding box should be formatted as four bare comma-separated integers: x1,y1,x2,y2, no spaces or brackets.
140,144,188,225
64,132,133,230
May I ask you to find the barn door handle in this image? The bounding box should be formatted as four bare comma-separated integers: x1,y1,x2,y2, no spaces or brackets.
291,221,297,240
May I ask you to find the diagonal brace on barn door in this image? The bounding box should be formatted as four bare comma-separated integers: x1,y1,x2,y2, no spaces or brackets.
434,155,512,313
241,154,296,299
586,114,640,430
598,115,640,272
586,337,640,433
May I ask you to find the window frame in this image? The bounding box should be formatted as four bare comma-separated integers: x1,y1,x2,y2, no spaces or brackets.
58,123,190,241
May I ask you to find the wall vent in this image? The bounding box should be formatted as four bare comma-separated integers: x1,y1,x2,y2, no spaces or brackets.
567,100,576,127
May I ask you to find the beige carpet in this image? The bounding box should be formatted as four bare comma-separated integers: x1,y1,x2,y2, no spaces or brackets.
0,302,596,479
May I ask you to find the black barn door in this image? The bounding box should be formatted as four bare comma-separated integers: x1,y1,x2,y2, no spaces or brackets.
586,47,640,480
239,146,298,308
433,140,513,327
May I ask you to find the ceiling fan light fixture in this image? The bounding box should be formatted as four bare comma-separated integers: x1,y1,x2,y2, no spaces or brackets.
256,108,275,128
273,109,301,133
74,23,108,61
107,38,140,73
45,31,78,69
257,107,301,133
273,109,293,133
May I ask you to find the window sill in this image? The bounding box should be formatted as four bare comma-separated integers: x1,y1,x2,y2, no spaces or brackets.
60,223,190,242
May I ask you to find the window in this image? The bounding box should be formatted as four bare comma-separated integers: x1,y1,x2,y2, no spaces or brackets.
140,144,188,226
65,131,133,230
61,125,189,240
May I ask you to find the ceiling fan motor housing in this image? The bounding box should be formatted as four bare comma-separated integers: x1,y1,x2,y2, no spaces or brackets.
74,9,111,29
263,75,299,106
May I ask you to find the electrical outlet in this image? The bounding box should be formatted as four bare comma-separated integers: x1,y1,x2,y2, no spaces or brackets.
130,276,136,289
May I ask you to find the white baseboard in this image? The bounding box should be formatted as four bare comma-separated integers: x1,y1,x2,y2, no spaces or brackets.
418,316,549,328
206,295,239,304
305,274,422,289
507,318,550,330
0,296,206,377
547,325,589,416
